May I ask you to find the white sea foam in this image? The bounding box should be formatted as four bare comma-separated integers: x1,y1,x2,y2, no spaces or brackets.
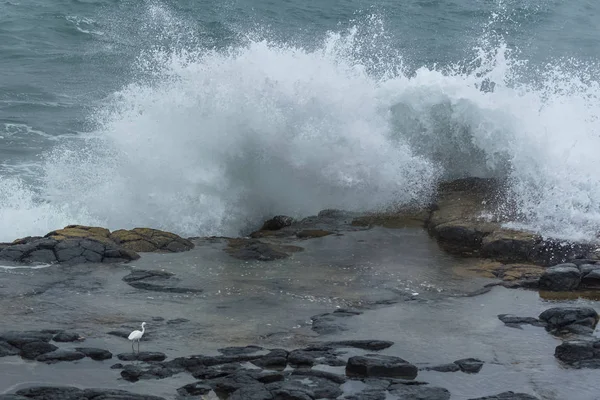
1,9,599,243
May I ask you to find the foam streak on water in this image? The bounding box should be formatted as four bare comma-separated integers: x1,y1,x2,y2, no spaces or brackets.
1,11,599,243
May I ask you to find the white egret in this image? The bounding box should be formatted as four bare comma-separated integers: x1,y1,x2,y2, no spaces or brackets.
128,322,146,353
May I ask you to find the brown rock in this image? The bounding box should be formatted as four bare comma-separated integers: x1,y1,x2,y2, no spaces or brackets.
110,228,193,253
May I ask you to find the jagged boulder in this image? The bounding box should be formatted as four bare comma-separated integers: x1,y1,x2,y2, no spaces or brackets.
110,228,194,253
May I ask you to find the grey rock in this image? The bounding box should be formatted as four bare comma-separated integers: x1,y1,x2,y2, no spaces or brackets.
229,385,273,400
261,216,294,231
22,249,56,264
166,318,189,325
468,392,540,400
36,349,85,363
324,340,394,351
288,350,315,367
266,376,343,399
343,389,386,400
227,241,290,261
52,331,82,342
13,386,165,400
497,314,546,328
388,385,451,400
0,331,54,348
454,358,484,373
176,382,212,397
311,309,362,335
581,269,600,288
554,339,599,365
117,352,166,362
0,340,20,357
218,345,264,356
346,354,418,379
75,347,112,360
251,349,288,370
538,307,599,332
20,342,58,359
291,369,346,384
424,363,460,372
538,264,581,291
577,263,600,275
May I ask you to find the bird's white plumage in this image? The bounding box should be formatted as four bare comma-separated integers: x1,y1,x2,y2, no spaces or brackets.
128,322,146,352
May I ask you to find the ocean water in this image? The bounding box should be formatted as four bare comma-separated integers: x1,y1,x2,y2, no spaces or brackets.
1,0,600,242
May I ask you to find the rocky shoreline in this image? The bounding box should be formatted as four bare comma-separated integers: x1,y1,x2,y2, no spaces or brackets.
1,177,599,399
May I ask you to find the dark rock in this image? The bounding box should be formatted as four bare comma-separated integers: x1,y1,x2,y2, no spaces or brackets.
388,385,451,400
123,270,174,282
176,382,212,397
20,342,58,359
291,369,347,384
12,386,165,400
117,352,166,362
266,376,343,400
324,340,393,351
538,307,599,332
107,330,130,339
75,347,112,360
122,270,202,293
261,216,294,231
346,354,418,379
198,353,264,366
288,350,315,367
120,363,179,382
251,349,288,370
468,392,540,400
497,314,546,328
36,349,85,363
152,316,165,321
311,309,362,335
581,269,600,288
577,263,600,275
83,388,165,400
225,239,295,261
208,372,262,394
0,395,28,400
424,363,460,372
0,331,54,348
343,389,387,400
52,331,82,342
218,345,264,356
538,264,581,291
229,385,274,400
110,363,124,369
166,318,189,325
0,340,20,357
554,339,600,365
454,358,484,373
15,387,83,399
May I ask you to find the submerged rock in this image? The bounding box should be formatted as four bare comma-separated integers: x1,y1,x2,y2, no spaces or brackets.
52,331,83,343
20,342,58,360
538,264,582,291
12,386,165,400
0,341,20,357
122,270,202,293
423,363,460,372
468,392,540,400
296,229,335,239
311,309,363,335
177,382,212,397
346,354,418,379
225,238,302,261
498,314,546,328
323,340,394,351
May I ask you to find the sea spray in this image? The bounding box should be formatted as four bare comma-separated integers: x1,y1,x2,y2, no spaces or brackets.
1,9,599,243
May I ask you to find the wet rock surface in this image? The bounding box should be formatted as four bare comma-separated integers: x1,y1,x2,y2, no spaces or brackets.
346,354,418,379
35,349,85,363
468,392,540,400
555,339,600,368
75,347,113,360
225,238,303,261
310,309,363,334
122,269,203,293
538,306,599,334
0,225,193,265
9,386,165,400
